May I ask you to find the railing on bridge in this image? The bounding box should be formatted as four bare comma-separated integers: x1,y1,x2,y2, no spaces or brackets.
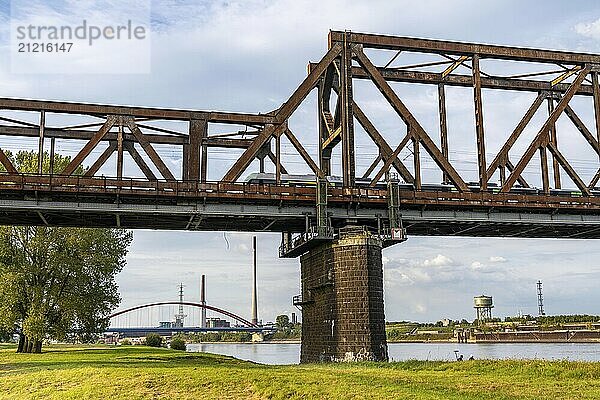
1,172,599,210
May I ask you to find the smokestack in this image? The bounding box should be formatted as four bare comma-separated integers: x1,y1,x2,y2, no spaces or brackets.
200,275,206,328
251,236,258,325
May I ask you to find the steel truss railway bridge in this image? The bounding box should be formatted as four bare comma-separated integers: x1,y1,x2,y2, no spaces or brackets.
1,31,599,362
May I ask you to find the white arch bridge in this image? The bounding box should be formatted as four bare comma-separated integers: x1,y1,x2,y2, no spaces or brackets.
106,301,273,336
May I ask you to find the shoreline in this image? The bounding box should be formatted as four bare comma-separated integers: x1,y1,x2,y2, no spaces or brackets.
185,340,600,345
186,340,301,345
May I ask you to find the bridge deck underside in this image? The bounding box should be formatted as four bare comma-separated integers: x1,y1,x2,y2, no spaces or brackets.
1,184,599,239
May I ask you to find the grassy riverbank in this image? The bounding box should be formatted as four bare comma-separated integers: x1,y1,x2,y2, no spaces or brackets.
1,344,599,399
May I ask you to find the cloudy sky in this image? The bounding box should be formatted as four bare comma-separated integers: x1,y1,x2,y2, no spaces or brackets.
1,0,600,324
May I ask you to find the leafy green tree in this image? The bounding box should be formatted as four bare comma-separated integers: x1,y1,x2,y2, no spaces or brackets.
145,333,163,347
0,328,12,342
276,314,290,330
170,337,186,351
0,151,132,353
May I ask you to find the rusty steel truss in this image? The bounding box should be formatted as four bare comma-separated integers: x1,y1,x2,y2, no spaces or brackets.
0,31,600,238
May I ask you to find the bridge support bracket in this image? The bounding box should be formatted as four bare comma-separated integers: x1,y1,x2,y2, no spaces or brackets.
384,173,408,247
279,177,334,258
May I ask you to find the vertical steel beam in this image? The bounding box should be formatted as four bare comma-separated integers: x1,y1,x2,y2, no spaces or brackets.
38,111,45,174
387,178,401,229
472,54,487,190
201,143,208,182
548,96,561,188
49,137,55,175
318,68,334,176
593,71,600,160
182,144,189,180
189,119,206,181
540,146,549,194
413,135,421,190
340,32,355,187
275,129,281,184
316,177,328,236
438,83,449,184
499,165,506,185
117,121,123,179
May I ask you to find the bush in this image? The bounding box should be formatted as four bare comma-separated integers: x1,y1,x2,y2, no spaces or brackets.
120,339,131,346
145,333,163,347
170,337,186,351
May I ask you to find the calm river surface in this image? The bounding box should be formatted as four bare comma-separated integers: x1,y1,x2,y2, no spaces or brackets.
187,342,600,365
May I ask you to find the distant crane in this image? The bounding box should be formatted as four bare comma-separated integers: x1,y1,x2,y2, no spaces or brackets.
537,281,545,316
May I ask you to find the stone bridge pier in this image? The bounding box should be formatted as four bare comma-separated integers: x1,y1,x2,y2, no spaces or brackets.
298,227,388,363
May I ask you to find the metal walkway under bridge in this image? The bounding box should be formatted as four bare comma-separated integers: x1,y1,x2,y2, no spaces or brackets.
0,31,599,239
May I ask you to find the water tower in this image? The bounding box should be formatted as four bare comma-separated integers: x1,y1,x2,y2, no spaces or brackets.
474,295,493,323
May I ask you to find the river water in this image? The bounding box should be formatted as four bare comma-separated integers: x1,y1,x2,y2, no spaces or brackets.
187,342,600,365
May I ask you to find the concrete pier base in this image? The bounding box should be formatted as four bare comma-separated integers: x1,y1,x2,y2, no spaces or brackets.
299,227,388,363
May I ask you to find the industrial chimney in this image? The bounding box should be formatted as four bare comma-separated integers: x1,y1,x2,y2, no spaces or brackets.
251,236,258,325
201,274,207,328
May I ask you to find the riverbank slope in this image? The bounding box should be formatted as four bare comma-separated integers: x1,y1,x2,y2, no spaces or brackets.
1,344,599,399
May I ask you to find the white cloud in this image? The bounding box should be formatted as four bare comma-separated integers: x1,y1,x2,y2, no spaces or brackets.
236,243,250,252
1,1,600,323
413,303,427,314
470,261,484,270
575,18,600,40
423,254,455,267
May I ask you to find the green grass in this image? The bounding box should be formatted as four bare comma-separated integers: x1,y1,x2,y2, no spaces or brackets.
1,344,599,399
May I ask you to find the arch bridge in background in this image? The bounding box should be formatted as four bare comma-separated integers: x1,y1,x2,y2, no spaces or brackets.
109,301,259,329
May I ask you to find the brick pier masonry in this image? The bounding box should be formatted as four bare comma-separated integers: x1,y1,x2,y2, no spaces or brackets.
299,228,388,363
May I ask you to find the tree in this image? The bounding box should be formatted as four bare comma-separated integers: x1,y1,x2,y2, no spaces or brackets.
276,314,290,330
0,328,12,343
170,337,186,351
145,333,163,347
0,151,132,353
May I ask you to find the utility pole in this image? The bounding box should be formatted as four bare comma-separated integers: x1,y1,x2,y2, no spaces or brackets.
174,283,186,327
537,280,545,316
251,236,258,326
